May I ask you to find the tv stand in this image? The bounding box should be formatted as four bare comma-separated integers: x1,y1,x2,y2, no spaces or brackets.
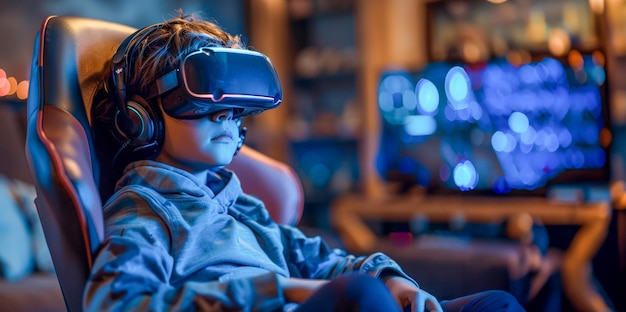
331,193,612,312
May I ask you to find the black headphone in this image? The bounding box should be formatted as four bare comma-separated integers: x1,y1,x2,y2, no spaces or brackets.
109,24,164,164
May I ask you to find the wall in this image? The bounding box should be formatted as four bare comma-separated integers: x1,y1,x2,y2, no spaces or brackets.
0,0,246,82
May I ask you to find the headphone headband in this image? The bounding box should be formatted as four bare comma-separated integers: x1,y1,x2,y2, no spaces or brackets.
111,24,163,132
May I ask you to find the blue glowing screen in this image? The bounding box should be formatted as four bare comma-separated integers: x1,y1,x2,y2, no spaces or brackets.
377,55,610,194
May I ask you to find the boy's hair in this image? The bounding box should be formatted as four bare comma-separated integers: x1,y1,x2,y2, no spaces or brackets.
95,10,244,126
92,10,244,198
116,10,244,102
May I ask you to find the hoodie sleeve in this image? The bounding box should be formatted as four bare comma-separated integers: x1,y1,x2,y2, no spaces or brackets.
278,225,418,287
83,190,284,312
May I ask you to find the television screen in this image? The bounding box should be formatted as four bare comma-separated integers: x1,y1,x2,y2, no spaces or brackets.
376,53,610,195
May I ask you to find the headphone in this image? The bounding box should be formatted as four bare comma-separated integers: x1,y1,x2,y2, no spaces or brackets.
109,24,247,165
109,24,163,163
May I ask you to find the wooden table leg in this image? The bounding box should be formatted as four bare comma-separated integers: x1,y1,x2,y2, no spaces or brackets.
561,203,612,312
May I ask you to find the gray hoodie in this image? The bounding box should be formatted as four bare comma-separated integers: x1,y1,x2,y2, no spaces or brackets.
83,160,417,311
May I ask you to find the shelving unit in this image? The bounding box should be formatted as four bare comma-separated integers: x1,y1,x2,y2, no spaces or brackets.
287,1,363,226
287,0,360,141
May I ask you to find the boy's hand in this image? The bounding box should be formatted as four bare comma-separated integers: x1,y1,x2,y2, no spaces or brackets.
384,276,443,312
278,276,328,303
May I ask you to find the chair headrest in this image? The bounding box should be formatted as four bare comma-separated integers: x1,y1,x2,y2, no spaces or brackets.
41,16,135,127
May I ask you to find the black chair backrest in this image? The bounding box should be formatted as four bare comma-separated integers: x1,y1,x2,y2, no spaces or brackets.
26,16,135,312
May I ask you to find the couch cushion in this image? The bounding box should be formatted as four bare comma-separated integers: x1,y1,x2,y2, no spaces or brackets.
0,273,65,312
0,175,34,281
10,179,55,273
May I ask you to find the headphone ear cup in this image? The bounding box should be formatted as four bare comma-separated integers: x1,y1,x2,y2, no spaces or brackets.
114,95,160,144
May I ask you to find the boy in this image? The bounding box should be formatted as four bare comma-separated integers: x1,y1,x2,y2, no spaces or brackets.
85,11,524,312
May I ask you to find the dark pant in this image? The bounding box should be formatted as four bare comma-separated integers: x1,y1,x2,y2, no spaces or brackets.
440,290,526,312
295,274,525,312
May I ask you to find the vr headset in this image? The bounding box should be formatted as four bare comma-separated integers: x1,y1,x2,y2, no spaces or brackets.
147,47,283,119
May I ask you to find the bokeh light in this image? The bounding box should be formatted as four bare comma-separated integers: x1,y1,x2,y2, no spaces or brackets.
16,81,29,100
548,28,571,56
416,78,439,114
0,68,29,100
445,66,471,110
378,72,416,125
404,115,436,136
453,160,478,191
0,77,9,97
508,112,529,133
7,77,17,96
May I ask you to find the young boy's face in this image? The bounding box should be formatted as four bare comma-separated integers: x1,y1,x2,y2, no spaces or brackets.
156,106,240,172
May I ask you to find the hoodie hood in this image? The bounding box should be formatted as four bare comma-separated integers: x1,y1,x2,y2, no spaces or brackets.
115,160,242,211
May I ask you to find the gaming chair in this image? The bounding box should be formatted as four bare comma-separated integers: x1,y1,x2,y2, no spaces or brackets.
26,15,303,312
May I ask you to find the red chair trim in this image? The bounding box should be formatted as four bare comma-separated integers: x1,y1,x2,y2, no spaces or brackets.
37,16,94,268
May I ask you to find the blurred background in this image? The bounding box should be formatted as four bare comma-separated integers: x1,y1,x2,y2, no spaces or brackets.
1,0,625,311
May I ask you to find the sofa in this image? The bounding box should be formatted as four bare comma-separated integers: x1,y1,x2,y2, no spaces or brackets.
0,101,66,311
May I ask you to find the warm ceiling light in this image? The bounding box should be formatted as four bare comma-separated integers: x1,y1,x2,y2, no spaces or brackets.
487,0,508,3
